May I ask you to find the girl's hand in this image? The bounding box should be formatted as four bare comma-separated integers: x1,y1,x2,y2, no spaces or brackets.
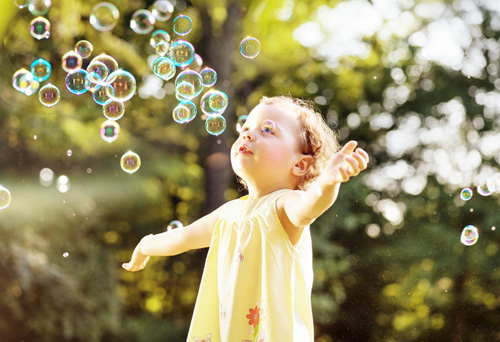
325,140,369,184
122,235,152,272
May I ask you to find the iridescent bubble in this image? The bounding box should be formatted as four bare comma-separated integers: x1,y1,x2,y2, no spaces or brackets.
175,70,203,99
120,151,141,174
151,0,174,22
106,70,136,102
178,100,197,123
239,37,261,59
236,115,248,132
38,84,60,107
57,175,70,193
200,67,217,87
477,179,494,196
30,16,50,40
86,61,108,84
0,186,11,210
191,53,203,72
166,220,183,231
103,99,125,120
12,69,39,96
200,89,228,116
205,115,226,136
460,225,478,246
86,81,102,93
91,54,119,82
169,40,195,68
93,85,114,105
460,188,473,201
65,69,90,95
100,120,120,142
173,15,192,36
154,40,170,56
173,104,190,124
28,0,51,16
150,29,171,49
262,120,276,134
61,51,83,73
31,58,51,82
14,0,30,9
152,56,176,80
90,2,120,32
75,40,93,59
130,9,156,35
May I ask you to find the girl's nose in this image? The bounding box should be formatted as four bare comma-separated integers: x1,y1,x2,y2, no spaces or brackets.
242,131,254,141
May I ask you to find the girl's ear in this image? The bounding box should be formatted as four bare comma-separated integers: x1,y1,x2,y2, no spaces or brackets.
292,155,313,177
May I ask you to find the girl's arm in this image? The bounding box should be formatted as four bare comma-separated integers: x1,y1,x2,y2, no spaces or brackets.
122,206,222,272
280,140,369,229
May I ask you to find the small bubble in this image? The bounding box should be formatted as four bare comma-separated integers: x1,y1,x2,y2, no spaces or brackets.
100,120,120,142
151,0,174,22
460,188,473,201
0,186,12,210
200,89,228,116
106,70,137,102
460,225,478,246
75,40,93,59
175,70,203,100
236,115,248,132
239,37,261,59
200,67,217,87
169,40,195,68
167,220,183,231
492,226,496,231
205,115,226,136
173,15,192,36
103,99,125,120
38,84,60,107
28,0,51,15
30,16,51,40
262,120,275,134
67,149,72,157
120,151,141,174
65,70,90,95
130,9,156,35
152,56,176,80
57,175,70,193
31,58,51,82
61,51,83,73
63,252,69,258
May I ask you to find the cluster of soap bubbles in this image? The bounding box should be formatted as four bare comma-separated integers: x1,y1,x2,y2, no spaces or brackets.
7,0,262,208
458,176,500,246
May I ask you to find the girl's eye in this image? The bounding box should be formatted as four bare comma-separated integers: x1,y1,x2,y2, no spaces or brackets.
262,120,276,134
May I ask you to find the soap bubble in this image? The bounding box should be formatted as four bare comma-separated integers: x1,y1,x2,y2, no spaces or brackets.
262,120,276,134
106,70,136,102
86,61,109,84
75,40,93,59
120,151,141,174
93,85,114,105
31,58,51,82
57,175,70,193
460,188,473,201
151,0,174,22
100,120,120,142
150,29,171,49
460,225,478,246
167,220,183,231
39,167,54,186
175,70,203,99
152,56,176,80
28,0,51,16
239,37,261,59
103,99,125,120
14,0,30,9
169,40,195,68
173,100,197,123
200,67,217,87
155,40,170,56
12,69,39,96
205,115,226,136
63,252,69,258
200,89,228,116
90,2,120,32
67,149,73,157
173,15,192,36
38,84,60,107
476,177,499,196
0,186,12,210
30,16,50,40
61,51,83,73
65,69,90,95
130,9,156,35
236,115,248,132
91,54,119,82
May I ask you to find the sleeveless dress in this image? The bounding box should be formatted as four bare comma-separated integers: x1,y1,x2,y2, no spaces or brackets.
186,189,314,342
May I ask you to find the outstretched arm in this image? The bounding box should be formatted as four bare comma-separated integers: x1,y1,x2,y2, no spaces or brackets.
122,207,221,272
281,140,369,228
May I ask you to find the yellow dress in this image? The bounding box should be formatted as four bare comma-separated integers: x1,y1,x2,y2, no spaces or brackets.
187,189,314,342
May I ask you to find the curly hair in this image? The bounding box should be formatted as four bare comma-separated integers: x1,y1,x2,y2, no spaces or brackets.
259,95,339,190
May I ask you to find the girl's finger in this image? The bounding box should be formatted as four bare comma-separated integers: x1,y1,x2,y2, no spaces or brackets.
355,148,369,163
345,156,360,175
338,140,358,155
352,152,368,170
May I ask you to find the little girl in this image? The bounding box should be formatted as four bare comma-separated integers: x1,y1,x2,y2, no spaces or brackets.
122,95,369,342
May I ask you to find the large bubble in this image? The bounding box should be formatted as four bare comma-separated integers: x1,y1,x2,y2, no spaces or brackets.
151,0,174,22
28,0,51,16
31,58,51,82
90,2,120,32
152,56,176,80
87,61,109,85
91,54,119,82
460,225,478,246
103,99,125,120
175,70,203,99
130,9,156,35
106,70,136,102
65,69,90,95
12,69,39,96
173,15,193,36
205,115,226,136
169,40,195,68
200,89,228,116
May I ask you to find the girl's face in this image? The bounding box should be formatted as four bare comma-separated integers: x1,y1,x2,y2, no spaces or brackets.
231,103,304,189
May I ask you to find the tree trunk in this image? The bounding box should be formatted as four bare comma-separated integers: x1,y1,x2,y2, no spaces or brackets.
199,1,241,215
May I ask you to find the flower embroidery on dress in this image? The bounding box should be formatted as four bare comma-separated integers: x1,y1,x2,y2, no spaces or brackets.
246,306,260,328
193,333,211,342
